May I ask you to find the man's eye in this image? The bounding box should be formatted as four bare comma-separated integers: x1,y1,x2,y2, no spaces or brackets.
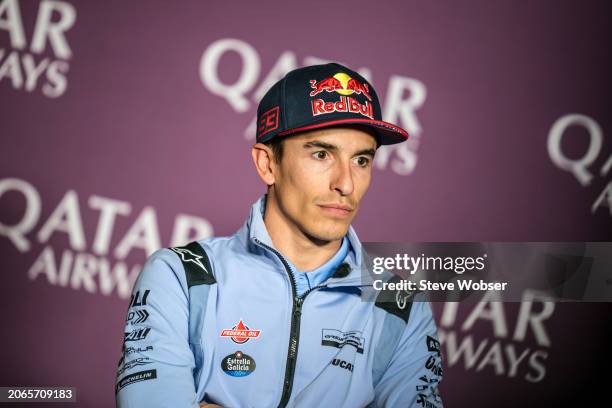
313,151,328,160
355,156,370,167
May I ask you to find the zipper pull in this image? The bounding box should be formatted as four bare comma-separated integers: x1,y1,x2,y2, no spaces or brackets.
294,297,304,317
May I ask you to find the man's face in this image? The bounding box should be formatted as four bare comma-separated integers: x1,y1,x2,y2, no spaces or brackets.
270,126,377,242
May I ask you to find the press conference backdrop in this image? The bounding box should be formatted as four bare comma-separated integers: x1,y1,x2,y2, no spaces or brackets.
1,0,611,406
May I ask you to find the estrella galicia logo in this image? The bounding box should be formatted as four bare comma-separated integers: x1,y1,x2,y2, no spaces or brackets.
124,327,151,342
221,351,256,377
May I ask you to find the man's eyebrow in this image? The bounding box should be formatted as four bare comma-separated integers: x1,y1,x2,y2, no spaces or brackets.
355,148,376,157
303,141,376,157
303,140,337,151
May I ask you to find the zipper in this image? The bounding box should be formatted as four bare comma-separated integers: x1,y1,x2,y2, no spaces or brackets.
252,238,324,408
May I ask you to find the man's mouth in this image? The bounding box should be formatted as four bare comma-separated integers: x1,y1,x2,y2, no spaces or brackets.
318,203,354,217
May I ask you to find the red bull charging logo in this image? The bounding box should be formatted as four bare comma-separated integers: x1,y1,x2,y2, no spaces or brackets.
309,72,374,119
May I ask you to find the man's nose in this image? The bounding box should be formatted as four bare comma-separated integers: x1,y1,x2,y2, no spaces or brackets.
331,160,354,196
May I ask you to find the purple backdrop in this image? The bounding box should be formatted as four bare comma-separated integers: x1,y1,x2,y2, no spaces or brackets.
1,0,611,406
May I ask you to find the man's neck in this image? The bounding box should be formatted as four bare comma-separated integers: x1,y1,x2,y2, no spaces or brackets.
263,195,343,272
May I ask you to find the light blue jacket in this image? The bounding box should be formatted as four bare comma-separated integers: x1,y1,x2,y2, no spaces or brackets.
116,195,443,407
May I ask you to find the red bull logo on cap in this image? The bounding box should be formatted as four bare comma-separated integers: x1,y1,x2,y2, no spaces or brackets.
309,72,372,100
309,72,374,119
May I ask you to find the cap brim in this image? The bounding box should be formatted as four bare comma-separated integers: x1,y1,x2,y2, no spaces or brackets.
276,118,408,145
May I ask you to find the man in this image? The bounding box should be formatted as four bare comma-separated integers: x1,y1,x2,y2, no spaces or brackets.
116,63,443,407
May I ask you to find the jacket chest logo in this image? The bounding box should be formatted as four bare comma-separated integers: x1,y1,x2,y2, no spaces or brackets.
331,358,354,372
221,351,256,377
220,319,261,343
321,329,365,354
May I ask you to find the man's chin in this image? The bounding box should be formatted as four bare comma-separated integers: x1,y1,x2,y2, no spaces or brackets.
304,223,350,244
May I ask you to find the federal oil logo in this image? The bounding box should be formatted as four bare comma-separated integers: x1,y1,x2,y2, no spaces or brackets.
220,319,261,344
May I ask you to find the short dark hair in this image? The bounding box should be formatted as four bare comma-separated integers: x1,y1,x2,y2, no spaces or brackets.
264,137,285,164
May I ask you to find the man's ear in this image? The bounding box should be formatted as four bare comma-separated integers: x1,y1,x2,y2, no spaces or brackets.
251,143,276,186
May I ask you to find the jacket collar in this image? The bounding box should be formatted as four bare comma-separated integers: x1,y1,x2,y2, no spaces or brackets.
239,195,368,286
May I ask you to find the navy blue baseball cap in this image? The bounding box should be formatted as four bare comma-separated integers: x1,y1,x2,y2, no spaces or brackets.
256,63,408,145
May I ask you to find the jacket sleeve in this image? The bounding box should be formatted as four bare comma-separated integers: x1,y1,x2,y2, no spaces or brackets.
115,248,200,408
372,297,444,408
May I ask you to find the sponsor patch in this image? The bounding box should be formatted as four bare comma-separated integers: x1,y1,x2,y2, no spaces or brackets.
309,73,372,100
419,375,439,384
416,393,438,408
116,369,157,393
426,335,441,357
124,345,153,355
124,327,151,342
130,290,150,307
309,73,374,119
331,358,354,373
221,351,256,377
425,355,443,376
126,309,150,324
117,357,153,376
311,96,373,119
220,319,261,344
258,106,279,137
321,329,365,354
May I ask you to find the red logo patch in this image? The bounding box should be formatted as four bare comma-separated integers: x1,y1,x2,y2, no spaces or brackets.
220,319,261,344
309,77,344,97
311,96,373,119
309,76,372,101
308,73,374,119
258,106,279,138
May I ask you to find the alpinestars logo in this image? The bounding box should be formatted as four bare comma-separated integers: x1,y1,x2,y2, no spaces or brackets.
117,357,153,376
170,247,209,273
396,289,413,310
220,319,261,344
